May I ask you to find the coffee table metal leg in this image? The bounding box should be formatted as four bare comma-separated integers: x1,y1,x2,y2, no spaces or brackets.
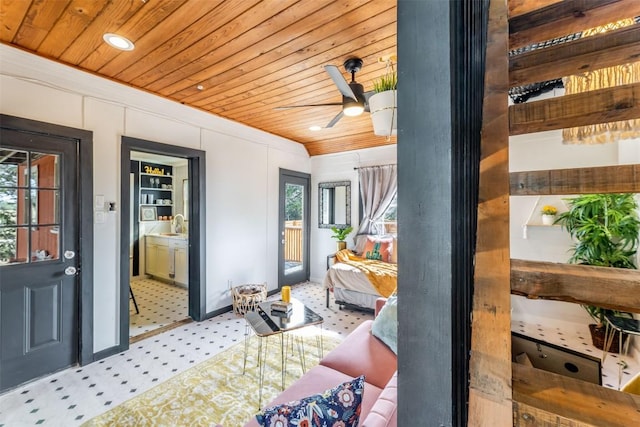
280,333,285,391
315,335,322,361
243,321,250,374
258,336,268,409
296,335,306,373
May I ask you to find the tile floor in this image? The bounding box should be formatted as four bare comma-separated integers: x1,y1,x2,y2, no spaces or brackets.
0,281,372,426
2,282,637,426
129,278,189,339
512,317,640,390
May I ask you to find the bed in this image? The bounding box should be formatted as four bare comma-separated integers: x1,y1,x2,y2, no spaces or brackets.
323,246,397,311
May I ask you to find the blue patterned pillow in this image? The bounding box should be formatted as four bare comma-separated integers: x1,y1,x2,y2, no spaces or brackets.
255,375,365,427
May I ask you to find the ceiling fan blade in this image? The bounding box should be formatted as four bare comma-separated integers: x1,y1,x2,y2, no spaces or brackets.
274,102,342,111
325,111,344,128
324,65,358,101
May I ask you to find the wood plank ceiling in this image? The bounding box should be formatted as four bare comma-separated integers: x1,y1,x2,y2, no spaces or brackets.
0,0,397,156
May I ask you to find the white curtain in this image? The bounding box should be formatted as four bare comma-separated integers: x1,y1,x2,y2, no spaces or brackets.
355,164,397,236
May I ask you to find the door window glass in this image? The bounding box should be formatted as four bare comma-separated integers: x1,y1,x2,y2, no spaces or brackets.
284,183,304,276
0,151,60,264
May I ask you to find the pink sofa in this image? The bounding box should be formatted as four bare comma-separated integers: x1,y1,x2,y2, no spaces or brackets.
243,299,397,427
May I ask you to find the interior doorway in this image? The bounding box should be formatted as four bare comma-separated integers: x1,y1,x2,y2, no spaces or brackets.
128,152,190,341
119,136,206,353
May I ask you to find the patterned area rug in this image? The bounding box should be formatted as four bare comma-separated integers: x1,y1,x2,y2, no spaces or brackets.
83,331,340,427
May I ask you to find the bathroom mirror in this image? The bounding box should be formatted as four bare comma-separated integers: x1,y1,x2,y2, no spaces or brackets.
318,181,351,228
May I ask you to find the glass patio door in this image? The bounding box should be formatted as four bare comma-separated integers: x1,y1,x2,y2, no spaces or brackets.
278,169,310,289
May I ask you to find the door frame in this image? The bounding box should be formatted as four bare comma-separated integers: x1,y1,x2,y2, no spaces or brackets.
119,136,206,351
277,168,311,289
0,114,94,366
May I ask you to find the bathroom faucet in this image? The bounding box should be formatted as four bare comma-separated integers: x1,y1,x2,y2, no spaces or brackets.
172,214,185,234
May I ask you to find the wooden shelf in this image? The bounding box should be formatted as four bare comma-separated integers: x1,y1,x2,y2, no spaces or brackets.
513,363,640,427
509,82,640,136
520,195,567,231
510,24,640,87
140,172,172,177
510,165,640,195
511,259,640,313
138,161,174,222
140,187,173,191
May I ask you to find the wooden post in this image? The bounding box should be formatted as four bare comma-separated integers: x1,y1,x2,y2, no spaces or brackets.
468,0,513,425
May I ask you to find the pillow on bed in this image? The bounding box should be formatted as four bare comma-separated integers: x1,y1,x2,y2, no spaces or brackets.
390,237,398,264
371,293,397,354
363,236,393,262
354,234,369,254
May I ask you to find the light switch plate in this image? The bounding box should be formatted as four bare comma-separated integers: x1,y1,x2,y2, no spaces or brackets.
95,195,105,210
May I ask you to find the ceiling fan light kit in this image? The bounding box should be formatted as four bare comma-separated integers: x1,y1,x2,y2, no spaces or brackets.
343,94,365,117
275,57,373,128
274,56,396,134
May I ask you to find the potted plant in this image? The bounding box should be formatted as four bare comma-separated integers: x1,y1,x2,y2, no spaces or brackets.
540,205,557,225
369,62,397,137
555,193,639,350
330,225,353,251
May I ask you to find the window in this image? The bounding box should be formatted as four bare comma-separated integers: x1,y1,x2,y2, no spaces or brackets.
380,193,397,234
359,191,398,235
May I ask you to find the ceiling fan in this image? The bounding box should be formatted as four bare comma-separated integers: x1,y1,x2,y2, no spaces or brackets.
275,57,374,128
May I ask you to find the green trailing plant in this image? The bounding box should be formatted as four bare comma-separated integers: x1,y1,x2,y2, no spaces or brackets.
372,71,397,93
330,226,353,241
555,193,639,325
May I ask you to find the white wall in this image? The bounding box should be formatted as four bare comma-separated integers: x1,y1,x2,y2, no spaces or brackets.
509,128,640,324
0,45,310,353
309,145,397,283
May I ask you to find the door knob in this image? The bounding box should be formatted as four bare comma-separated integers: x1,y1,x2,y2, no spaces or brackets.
64,250,75,259
64,266,77,276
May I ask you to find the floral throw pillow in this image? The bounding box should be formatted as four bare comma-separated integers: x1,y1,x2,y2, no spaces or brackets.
255,375,365,427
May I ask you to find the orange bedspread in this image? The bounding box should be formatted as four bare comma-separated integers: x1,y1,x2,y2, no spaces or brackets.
334,249,397,297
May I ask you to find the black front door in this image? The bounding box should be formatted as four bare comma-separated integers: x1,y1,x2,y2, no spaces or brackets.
0,130,79,391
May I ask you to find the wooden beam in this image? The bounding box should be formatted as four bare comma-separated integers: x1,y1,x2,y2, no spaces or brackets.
509,83,640,135
513,364,640,427
509,0,619,34
510,25,640,87
510,164,640,195
509,0,563,18
468,0,512,424
511,259,640,312
510,0,640,51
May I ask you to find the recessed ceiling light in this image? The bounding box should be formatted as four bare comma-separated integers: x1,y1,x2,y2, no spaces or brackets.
196,85,204,91
103,33,135,51
309,125,322,131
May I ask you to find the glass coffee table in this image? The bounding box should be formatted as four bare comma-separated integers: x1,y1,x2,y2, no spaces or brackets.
243,299,324,407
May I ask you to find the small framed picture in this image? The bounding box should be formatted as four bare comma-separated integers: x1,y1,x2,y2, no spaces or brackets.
140,206,157,221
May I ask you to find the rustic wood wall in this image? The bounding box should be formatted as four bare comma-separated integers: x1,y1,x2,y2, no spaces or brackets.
468,0,513,425
467,0,640,425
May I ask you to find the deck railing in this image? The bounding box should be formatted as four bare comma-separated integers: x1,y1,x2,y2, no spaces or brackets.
284,220,303,262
